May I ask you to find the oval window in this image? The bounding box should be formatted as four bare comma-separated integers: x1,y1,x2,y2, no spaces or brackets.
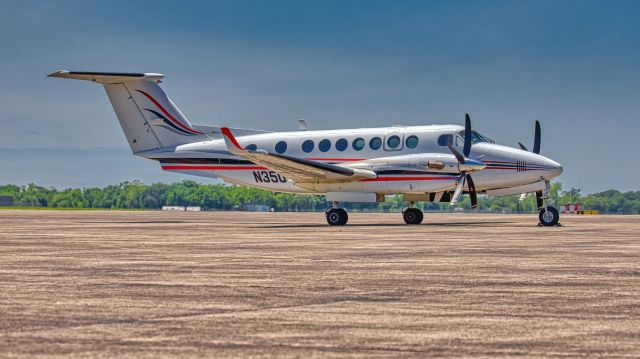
318,139,331,152
301,140,314,153
335,138,348,152
387,135,401,148
352,138,365,151
245,144,257,151
405,135,419,149
438,134,453,146
369,137,382,150
275,141,287,154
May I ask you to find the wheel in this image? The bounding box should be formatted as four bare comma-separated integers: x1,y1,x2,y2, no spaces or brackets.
403,208,423,225
326,208,348,226
336,208,348,225
538,206,559,226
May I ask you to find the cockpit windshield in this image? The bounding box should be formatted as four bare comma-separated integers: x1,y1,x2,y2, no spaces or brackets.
458,130,495,144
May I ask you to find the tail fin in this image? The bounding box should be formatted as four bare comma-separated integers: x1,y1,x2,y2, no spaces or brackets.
48,70,208,154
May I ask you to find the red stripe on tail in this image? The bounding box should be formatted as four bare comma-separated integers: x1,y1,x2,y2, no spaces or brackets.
135,90,203,135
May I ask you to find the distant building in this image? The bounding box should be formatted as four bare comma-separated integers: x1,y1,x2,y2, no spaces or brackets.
162,206,185,211
161,206,202,212
0,196,14,206
244,204,270,212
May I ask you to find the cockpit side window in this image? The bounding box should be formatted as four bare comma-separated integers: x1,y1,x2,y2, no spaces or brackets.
437,134,453,146
457,130,495,144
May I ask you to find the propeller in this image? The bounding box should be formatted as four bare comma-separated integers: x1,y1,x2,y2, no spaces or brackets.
518,142,528,151
447,114,484,209
519,120,541,154
533,120,541,154
467,174,477,208
519,120,544,209
463,113,472,157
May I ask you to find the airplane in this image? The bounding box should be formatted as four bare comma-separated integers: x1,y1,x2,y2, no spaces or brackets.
48,70,563,226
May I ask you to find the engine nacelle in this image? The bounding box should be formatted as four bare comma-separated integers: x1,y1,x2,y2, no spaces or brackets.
348,153,461,174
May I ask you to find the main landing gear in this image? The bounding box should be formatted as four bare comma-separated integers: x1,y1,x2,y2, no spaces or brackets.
402,202,423,225
326,204,348,226
325,202,426,226
538,180,560,227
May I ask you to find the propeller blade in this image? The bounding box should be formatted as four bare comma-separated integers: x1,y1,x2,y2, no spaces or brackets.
518,142,528,151
463,114,472,157
466,174,477,209
450,176,466,204
533,120,541,154
448,145,465,164
535,191,544,209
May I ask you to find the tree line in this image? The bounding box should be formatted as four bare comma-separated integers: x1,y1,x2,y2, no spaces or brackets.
1,181,639,214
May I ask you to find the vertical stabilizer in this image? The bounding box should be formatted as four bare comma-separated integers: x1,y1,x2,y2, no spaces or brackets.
48,70,207,154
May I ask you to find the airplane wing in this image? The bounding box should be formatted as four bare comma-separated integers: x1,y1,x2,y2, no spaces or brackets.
220,127,377,183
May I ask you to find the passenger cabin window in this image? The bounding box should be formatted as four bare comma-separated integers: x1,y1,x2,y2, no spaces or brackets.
302,140,314,153
437,134,453,146
387,135,401,149
352,138,365,151
275,141,287,154
335,138,348,152
369,137,382,150
319,139,331,152
245,144,257,151
406,135,419,149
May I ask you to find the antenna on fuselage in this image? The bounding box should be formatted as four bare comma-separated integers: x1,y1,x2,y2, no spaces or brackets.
298,119,309,131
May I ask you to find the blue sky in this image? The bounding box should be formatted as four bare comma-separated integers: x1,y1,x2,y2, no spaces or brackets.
1,0,638,192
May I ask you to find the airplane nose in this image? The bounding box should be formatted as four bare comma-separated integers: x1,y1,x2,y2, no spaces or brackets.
544,158,563,179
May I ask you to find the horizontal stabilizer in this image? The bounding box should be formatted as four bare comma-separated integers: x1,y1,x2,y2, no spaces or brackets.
48,70,164,84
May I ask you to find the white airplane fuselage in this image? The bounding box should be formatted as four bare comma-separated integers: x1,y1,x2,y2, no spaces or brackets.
143,125,562,196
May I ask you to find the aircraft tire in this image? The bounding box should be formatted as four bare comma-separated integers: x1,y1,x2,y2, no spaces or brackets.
403,208,423,225
326,208,348,226
538,206,559,226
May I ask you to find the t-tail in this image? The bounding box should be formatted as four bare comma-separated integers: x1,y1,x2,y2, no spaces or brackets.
48,71,208,154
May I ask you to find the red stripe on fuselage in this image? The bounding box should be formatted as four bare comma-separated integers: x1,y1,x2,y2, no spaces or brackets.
162,165,266,171
305,158,366,162
361,176,457,182
483,160,514,164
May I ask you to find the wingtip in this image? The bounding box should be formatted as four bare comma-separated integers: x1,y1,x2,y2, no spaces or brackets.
47,70,69,78
220,127,244,151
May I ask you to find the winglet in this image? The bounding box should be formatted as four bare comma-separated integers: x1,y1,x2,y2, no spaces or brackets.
220,127,245,154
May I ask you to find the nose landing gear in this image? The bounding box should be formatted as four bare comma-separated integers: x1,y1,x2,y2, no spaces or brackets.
538,206,559,226
538,180,560,227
